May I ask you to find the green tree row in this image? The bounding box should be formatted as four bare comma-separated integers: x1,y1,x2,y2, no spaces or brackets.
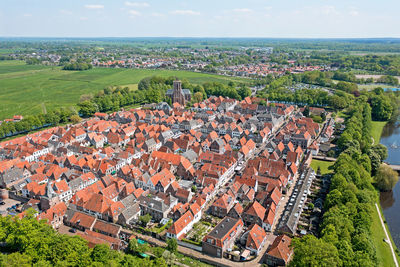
78,76,252,117
291,102,390,266
0,213,167,267
63,62,93,71
0,108,79,140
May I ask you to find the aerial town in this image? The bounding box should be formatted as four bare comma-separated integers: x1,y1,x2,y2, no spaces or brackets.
1,1,400,266
0,80,335,266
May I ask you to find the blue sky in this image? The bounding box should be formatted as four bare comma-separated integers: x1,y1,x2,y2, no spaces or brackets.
0,0,399,38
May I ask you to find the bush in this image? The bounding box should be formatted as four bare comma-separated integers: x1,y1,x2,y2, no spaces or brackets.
181,238,202,247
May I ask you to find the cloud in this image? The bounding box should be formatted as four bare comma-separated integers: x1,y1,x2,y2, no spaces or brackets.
349,10,359,16
80,17,88,21
125,1,149,7
232,8,253,13
84,4,104,9
23,13,32,17
171,10,200,16
60,9,72,15
151,12,165,17
128,10,142,17
320,6,339,15
348,7,359,17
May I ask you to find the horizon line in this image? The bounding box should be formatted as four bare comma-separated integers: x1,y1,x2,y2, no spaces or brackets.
1,36,400,40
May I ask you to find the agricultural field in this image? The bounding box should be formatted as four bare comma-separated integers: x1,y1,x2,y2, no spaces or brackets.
0,61,249,120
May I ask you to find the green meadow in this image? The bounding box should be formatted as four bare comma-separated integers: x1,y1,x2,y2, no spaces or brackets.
0,61,248,120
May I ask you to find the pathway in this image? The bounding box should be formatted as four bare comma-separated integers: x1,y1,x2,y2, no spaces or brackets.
135,232,274,267
375,203,399,267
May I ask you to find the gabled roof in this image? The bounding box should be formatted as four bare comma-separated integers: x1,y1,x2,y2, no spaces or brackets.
245,201,266,221
267,235,293,263
167,210,194,237
246,224,267,251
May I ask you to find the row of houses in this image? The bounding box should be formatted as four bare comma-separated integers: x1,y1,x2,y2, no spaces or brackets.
0,96,323,265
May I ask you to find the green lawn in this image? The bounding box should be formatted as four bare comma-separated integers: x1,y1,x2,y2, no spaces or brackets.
0,61,249,120
358,84,392,91
310,159,334,175
371,121,388,144
371,203,400,267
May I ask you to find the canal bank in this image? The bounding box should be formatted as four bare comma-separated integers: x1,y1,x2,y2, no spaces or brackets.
379,116,400,253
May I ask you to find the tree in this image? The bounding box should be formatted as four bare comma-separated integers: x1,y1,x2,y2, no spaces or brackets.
290,235,341,267
193,92,203,103
91,244,111,264
374,164,399,191
324,189,343,209
78,101,98,117
70,115,81,124
303,106,310,117
3,253,32,267
371,144,388,161
371,95,393,121
238,86,251,99
145,88,161,103
139,214,151,227
166,238,177,253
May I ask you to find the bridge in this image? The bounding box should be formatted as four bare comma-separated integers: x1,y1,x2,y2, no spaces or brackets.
312,156,400,173
388,164,400,173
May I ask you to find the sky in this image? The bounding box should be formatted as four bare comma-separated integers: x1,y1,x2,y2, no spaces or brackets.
0,0,399,38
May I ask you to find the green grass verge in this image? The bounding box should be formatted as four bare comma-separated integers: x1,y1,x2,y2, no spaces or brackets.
0,60,249,120
310,159,334,175
371,121,388,144
371,203,400,266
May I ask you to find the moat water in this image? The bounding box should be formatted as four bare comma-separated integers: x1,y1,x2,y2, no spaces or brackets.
379,114,400,249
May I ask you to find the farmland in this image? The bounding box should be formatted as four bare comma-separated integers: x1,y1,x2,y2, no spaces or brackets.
0,61,249,120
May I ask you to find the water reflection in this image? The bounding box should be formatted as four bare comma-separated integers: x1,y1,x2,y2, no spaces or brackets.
380,190,395,209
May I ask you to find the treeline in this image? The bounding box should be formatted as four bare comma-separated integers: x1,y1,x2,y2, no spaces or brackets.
260,87,354,110
257,74,355,109
296,71,359,93
332,54,400,76
0,55,15,61
257,73,399,120
0,108,79,140
0,212,167,266
78,76,251,117
78,87,148,117
291,102,387,266
301,53,400,75
63,62,93,71
139,76,251,101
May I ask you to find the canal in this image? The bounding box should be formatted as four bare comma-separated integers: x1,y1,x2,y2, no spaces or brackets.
379,114,400,249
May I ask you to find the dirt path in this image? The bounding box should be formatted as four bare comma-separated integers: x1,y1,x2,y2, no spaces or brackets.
375,203,399,267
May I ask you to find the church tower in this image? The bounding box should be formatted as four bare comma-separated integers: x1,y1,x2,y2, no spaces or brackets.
172,80,185,106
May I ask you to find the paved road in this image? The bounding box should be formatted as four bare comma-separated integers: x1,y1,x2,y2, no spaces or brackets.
375,203,399,267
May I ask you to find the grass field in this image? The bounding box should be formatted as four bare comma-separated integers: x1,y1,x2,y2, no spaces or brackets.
310,159,334,175
371,121,388,143
0,61,249,120
372,203,400,266
358,83,394,91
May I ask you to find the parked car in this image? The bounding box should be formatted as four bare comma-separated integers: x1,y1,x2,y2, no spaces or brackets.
0,201,5,205
69,228,77,233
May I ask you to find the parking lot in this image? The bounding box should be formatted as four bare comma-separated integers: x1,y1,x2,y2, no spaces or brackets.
0,198,22,216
